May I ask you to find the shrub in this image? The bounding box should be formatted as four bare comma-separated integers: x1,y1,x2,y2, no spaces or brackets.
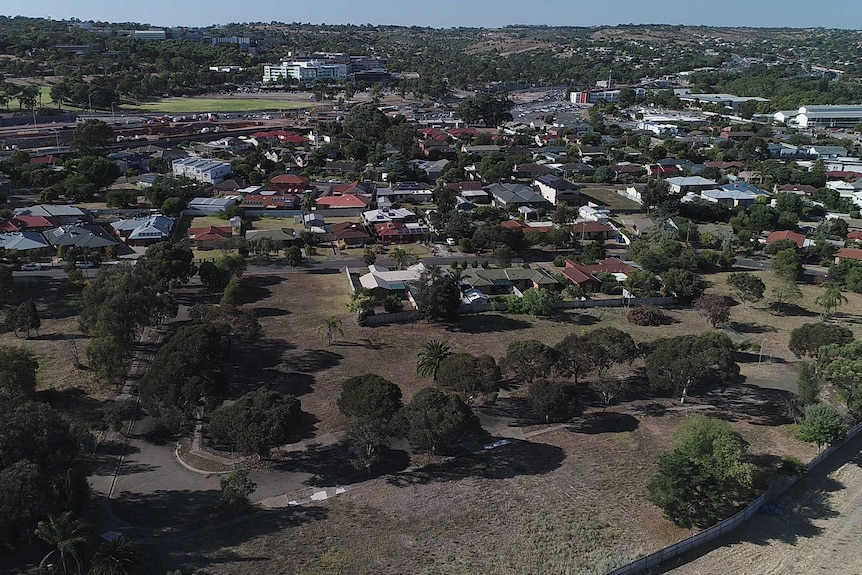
553,256,567,267
458,238,474,253
626,305,669,326
383,294,404,313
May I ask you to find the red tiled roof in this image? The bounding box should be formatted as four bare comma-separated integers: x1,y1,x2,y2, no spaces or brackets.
847,230,862,241
240,194,300,209
250,130,307,144
374,222,428,238
421,127,448,141
331,181,372,195
315,194,371,208
188,226,232,241
331,221,370,240
766,230,805,249
704,161,744,169
836,248,862,262
269,174,310,186
448,127,477,138
0,216,59,231
567,257,636,276
30,155,58,165
827,171,862,180
778,184,817,194
445,181,484,192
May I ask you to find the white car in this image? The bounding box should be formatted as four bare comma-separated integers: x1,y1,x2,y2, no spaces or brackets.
75,261,96,269
20,263,43,271
446,238,457,246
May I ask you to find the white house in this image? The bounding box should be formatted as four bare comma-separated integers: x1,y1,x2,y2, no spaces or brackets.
111,214,175,246
172,157,233,184
534,175,580,206
362,207,416,225
665,176,718,195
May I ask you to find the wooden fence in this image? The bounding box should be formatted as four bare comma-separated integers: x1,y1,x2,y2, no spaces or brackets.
604,419,862,575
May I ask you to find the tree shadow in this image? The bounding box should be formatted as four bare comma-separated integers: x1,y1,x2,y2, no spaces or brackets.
770,303,818,317
38,386,104,424
736,352,787,364
273,441,411,487
570,412,640,434
305,268,341,275
553,311,601,325
705,383,796,426
34,332,88,341
283,349,343,374
385,439,565,487
730,322,777,334
477,395,534,427
111,488,224,533
153,506,330,573
253,307,292,318
450,313,533,333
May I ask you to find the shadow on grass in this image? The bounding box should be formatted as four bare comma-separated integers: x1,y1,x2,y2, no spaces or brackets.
305,268,341,275
449,313,533,333
386,439,565,487
283,349,343,373
242,275,285,305
273,441,411,487
731,322,777,335
553,311,601,325
705,383,796,426
253,307,292,318
570,412,639,434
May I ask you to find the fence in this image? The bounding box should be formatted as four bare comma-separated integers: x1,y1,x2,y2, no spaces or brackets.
605,419,862,575
458,296,675,315
363,310,419,326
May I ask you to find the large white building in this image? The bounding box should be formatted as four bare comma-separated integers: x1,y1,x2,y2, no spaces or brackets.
172,157,232,184
792,105,862,129
263,60,348,83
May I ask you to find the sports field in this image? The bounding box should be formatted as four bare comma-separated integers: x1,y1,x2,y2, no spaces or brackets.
121,97,322,114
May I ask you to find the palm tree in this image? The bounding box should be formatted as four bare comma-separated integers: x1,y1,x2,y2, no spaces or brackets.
88,537,142,575
316,316,343,346
389,247,415,271
35,511,88,575
416,339,452,381
815,283,848,321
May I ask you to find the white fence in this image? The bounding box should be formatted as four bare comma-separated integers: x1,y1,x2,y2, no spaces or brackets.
605,419,862,575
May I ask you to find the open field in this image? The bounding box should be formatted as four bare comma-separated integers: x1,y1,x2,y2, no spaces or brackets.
121,97,321,114
142,266,834,574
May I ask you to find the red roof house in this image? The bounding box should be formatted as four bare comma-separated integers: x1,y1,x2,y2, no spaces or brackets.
315,194,371,209
847,230,862,241
331,221,372,246
267,174,311,193
571,221,615,240
766,230,806,249
0,216,60,232
187,226,232,249
835,248,862,263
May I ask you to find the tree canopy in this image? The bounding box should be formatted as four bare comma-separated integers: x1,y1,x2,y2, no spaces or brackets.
436,353,501,395
455,93,515,127
645,332,738,403
397,387,478,454
337,374,403,429
208,389,301,458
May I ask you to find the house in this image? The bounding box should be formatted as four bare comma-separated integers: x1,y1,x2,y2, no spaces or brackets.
776,184,817,196
373,222,429,244
610,163,646,179
240,192,301,210
665,176,719,195
571,221,615,241
171,157,232,184
513,163,552,180
107,151,147,173
0,216,60,233
411,159,450,181
332,221,372,246
187,197,238,214
619,217,656,237
534,175,581,206
580,205,611,223
701,188,760,207
187,225,232,250
805,145,848,159
847,230,862,242
44,224,118,250
766,230,807,249
621,185,645,205
485,183,550,209
329,181,375,196
324,160,361,176
835,248,862,264
0,232,51,253
110,214,174,246
245,228,301,250
248,130,307,147
315,194,371,210
377,182,434,204
14,204,86,223
705,161,744,173
363,207,416,225
561,257,638,292
555,162,596,178
461,144,501,157
268,174,312,193
459,267,561,295
359,263,426,299
501,219,553,234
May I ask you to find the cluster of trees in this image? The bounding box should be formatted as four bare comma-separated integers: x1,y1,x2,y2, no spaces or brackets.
79,242,194,382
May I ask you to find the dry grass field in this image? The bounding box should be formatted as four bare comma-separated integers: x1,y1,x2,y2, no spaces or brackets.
145,266,841,575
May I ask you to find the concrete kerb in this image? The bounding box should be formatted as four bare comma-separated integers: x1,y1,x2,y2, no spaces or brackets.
174,443,235,476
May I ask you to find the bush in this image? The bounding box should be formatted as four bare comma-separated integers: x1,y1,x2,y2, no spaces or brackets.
553,256,567,267
626,305,670,326
777,455,807,477
458,238,474,253
383,294,404,313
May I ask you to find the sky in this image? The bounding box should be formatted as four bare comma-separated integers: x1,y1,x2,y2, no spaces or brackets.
3,0,862,29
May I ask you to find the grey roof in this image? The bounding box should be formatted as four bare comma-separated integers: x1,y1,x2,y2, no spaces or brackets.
14,204,86,218
45,224,118,248
485,183,547,205
111,215,174,240
535,174,580,190
0,232,50,251
665,176,718,187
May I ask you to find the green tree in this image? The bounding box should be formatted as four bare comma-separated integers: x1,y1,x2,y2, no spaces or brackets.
815,283,848,320
492,244,512,268
788,323,853,358
795,403,846,450
554,333,596,384
662,268,704,304
0,346,38,399
518,288,558,316
361,246,377,267
645,333,738,403
389,247,415,271
315,316,343,346
397,388,479,454
411,269,460,322
342,103,390,144
160,197,186,217
502,340,557,383
588,327,638,382
580,240,606,263
219,469,257,509
772,248,803,282
727,272,765,308
337,374,403,429
436,353,501,395
528,380,578,422
647,415,756,528
88,536,142,575
454,93,515,127
769,279,802,313
416,339,452,380
34,511,89,575
71,119,112,154
208,389,301,458
348,420,386,474
284,245,303,268
796,362,820,405
135,242,195,291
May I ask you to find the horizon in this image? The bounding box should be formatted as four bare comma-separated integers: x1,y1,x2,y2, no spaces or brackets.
2,0,862,30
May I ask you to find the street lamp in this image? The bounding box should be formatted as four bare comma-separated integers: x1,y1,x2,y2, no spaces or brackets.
111,101,116,121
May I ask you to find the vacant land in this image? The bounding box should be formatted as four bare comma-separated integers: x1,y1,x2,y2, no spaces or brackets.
580,186,643,211
147,266,832,574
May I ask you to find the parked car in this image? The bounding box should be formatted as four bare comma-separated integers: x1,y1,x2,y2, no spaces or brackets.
75,261,96,269
20,263,43,271
446,238,457,246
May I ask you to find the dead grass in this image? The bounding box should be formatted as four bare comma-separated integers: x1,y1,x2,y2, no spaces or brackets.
580,186,643,211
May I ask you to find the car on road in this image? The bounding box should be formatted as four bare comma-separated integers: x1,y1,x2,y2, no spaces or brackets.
20,263,43,271
75,261,96,269
446,238,457,246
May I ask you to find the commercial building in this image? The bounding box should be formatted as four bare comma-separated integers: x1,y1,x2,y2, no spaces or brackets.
570,88,645,104
171,157,232,184
263,60,349,83
793,105,862,129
